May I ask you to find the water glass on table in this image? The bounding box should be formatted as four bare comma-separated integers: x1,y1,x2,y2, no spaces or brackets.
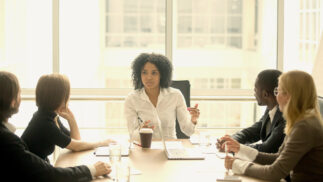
199,132,210,148
109,143,121,164
116,161,131,182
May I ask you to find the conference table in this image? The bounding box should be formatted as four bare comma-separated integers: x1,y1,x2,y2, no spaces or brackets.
55,138,270,182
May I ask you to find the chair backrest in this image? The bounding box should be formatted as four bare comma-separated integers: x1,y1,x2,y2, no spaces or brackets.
318,96,323,118
170,80,190,139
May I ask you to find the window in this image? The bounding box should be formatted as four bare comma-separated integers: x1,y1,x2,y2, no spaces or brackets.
284,0,323,96
284,0,323,72
0,0,52,88
60,0,165,89
174,0,278,90
196,100,263,129
3,0,280,131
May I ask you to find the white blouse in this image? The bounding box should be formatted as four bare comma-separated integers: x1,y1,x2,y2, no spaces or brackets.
124,87,196,140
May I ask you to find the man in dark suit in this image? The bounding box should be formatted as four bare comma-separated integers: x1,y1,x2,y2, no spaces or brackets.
0,71,111,182
217,69,286,153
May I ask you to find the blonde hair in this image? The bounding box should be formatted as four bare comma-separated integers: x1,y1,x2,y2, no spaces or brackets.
279,70,323,135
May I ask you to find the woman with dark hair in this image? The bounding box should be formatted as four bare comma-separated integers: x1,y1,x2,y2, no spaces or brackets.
224,70,323,181
22,74,115,162
125,53,200,140
0,71,111,181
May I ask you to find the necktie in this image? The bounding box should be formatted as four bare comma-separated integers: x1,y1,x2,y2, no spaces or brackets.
266,118,272,136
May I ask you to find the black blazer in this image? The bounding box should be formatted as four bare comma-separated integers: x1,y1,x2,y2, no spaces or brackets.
0,123,92,182
232,107,286,153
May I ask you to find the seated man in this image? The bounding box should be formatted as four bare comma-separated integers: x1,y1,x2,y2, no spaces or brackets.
218,69,285,153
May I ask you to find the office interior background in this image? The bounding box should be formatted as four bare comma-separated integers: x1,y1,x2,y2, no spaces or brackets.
1,0,323,137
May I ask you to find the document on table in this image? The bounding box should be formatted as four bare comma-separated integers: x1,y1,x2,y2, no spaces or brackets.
150,141,184,149
216,174,241,182
94,142,130,156
189,134,200,145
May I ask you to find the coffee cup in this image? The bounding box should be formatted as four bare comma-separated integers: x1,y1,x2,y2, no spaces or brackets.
139,128,153,148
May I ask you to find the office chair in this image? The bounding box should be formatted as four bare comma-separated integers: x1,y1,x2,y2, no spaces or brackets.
318,96,323,118
170,80,191,139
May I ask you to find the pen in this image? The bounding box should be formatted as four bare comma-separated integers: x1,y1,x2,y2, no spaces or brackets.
225,142,229,173
133,141,142,147
137,115,144,128
138,116,143,123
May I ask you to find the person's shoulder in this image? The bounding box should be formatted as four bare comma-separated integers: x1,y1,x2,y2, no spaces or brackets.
0,126,21,146
125,89,143,99
125,89,147,105
299,116,322,129
295,116,317,125
292,116,323,136
166,87,182,95
29,113,55,127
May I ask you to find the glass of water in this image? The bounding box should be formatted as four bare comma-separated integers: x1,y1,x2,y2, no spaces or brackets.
116,161,131,182
199,132,210,148
109,143,121,164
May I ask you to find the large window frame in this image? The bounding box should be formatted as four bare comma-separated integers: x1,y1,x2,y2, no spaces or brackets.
17,0,285,130
21,0,283,99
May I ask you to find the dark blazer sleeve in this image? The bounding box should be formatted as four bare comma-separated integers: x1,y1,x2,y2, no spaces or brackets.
232,110,268,144
249,116,285,153
1,130,92,182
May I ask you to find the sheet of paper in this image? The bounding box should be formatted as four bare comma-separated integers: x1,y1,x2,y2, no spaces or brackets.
189,134,200,145
94,143,130,156
149,141,183,149
165,141,184,149
200,146,218,154
216,174,241,182
131,168,142,175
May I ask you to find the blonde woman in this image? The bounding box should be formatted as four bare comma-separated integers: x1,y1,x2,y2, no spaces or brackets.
224,70,323,181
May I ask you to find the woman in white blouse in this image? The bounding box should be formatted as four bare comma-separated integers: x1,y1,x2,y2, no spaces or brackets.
223,70,323,181
124,53,200,140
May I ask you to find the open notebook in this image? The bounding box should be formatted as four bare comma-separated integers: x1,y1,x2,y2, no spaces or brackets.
159,130,205,160
162,139,205,160
153,109,205,160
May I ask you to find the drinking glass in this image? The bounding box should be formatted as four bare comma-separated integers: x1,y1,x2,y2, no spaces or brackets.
109,143,121,164
116,161,130,182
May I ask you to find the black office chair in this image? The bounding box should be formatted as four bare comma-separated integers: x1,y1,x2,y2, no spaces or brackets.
170,80,191,139
318,96,323,118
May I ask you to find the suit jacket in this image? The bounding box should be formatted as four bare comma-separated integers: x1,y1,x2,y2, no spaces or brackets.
244,116,323,182
0,123,92,182
232,107,286,153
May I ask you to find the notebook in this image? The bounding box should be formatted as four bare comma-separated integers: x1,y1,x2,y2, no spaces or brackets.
153,109,204,160
161,134,205,160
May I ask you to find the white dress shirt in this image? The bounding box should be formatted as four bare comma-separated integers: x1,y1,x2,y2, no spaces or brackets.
4,122,16,133
232,106,277,175
232,144,259,174
124,87,196,140
266,106,278,135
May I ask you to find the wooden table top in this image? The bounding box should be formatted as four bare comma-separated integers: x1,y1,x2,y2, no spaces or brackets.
55,139,269,182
